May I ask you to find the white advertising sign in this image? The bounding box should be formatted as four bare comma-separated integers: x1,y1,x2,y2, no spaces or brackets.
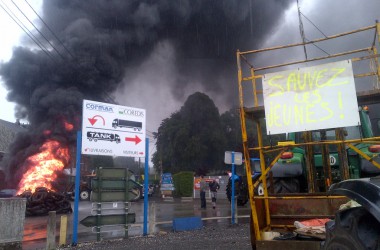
81,100,146,157
263,60,360,135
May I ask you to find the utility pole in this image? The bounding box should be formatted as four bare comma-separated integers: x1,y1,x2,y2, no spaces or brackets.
297,0,308,60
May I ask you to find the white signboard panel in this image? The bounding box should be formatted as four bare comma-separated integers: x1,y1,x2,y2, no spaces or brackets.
224,151,243,165
81,100,146,157
263,60,360,135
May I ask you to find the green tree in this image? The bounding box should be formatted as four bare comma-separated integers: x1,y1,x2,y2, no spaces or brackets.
220,107,258,156
90,155,114,169
113,156,141,174
220,108,243,152
153,92,226,175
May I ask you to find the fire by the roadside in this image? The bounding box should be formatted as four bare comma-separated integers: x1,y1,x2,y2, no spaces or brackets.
17,140,70,195
64,121,74,131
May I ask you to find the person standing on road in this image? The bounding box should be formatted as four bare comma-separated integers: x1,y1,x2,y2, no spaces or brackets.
209,179,220,209
199,175,207,209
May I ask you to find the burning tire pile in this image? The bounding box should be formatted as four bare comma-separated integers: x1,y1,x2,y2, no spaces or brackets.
18,187,72,216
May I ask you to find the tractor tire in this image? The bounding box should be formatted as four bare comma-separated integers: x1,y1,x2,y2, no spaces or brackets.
226,178,248,206
237,178,249,206
31,191,47,204
272,178,300,194
255,178,300,195
226,179,240,202
256,183,265,196
323,207,380,250
237,197,248,206
80,190,90,201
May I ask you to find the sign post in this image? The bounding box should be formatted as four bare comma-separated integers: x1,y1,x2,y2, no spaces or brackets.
224,151,243,225
76,99,147,241
82,100,146,157
143,138,149,235
72,131,82,245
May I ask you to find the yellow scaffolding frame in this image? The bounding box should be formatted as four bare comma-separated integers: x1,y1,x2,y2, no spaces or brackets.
236,22,380,242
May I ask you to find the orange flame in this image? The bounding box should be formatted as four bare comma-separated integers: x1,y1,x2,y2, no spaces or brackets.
17,140,69,194
64,121,74,131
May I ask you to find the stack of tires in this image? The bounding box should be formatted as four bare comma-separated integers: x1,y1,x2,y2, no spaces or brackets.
18,187,72,216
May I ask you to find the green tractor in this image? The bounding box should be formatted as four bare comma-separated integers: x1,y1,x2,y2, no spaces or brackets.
231,106,380,206
266,106,380,194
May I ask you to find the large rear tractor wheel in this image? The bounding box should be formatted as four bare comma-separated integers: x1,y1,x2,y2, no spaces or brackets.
272,178,300,194
226,178,248,206
256,178,300,195
323,207,380,250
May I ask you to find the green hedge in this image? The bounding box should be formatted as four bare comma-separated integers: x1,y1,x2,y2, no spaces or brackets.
173,171,194,197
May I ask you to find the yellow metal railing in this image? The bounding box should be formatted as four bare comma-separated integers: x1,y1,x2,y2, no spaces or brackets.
236,22,380,242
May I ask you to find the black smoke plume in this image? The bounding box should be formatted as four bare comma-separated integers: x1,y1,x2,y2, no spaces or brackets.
0,0,291,186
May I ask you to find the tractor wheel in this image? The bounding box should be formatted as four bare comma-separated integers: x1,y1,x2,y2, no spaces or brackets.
237,178,249,206
226,178,248,206
256,183,265,196
226,179,241,203
323,207,380,250
237,196,248,206
254,174,271,196
255,178,299,195
79,190,90,201
272,178,300,194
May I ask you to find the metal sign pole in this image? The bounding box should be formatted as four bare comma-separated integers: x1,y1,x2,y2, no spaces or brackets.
96,167,102,241
72,131,82,245
231,151,235,225
124,168,129,239
143,138,149,235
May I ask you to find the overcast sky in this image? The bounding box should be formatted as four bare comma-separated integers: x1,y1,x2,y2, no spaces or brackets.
0,0,42,123
0,0,379,129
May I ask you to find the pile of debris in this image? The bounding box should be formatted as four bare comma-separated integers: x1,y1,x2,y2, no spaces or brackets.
18,187,72,216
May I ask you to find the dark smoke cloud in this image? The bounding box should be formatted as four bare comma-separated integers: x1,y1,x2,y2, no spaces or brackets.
244,0,380,109
0,0,292,185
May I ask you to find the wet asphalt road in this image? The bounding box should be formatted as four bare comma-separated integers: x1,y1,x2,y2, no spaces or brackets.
22,196,251,249
59,223,252,250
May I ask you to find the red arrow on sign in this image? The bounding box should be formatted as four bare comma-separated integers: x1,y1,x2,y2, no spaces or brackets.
125,135,142,145
88,115,105,126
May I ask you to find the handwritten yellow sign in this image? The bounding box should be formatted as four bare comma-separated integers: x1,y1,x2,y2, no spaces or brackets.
263,60,360,135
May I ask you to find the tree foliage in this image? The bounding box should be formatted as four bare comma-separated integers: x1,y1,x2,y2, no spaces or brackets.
113,156,142,174
220,107,258,155
172,171,194,197
153,92,226,175
152,92,285,175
